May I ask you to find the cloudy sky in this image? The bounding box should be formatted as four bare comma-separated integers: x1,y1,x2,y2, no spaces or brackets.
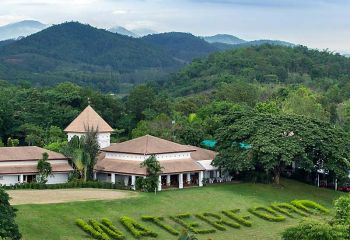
1,0,350,53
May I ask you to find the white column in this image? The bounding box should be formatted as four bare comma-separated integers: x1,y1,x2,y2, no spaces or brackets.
317,174,320,187
178,174,183,189
186,173,191,184
199,171,204,187
111,173,115,184
335,178,338,191
158,175,162,191
131,175,136,190
93,172,97,180
123,176,129,186
217,170,220,178
166,175,171,186
19,174,24,183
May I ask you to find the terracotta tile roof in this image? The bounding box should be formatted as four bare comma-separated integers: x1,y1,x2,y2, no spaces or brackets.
64,105,113,133
0,146,68,162
0,163,73,174
95,158,204,175
189,146,217,160
102,135,196,155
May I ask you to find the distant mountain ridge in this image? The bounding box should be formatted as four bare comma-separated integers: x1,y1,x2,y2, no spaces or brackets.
108,26,138,37
0,20,47,40
202,34,246,45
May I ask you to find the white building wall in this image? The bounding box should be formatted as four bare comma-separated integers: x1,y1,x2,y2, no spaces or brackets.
47,173,69,184
0,175,18,186
67,132,110,148
105,152,192,161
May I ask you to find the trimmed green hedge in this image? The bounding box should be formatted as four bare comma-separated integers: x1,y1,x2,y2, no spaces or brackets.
3,181,128,190
170,213,216,234
142,216,179,236
248,206,286,222
291,200,329,214
120,216,158,238
75,219,110,240
195,212,240,231
222,209,253,227
271,202,308,218
101,218,125,239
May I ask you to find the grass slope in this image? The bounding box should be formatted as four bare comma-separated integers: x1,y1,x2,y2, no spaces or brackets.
15,179,344,240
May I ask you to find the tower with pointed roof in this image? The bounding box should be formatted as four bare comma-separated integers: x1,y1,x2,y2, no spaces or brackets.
64,105,114,148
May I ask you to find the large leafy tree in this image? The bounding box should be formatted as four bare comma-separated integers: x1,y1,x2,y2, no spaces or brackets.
138,155,163,192
37,152,53,184
0,188,21,240
214,111,350,184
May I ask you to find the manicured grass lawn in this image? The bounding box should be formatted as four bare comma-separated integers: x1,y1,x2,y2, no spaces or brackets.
15,179,345,240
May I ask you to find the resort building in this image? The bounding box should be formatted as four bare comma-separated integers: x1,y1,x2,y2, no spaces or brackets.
64,105,114,148
0,146,73,186
66,105,222,191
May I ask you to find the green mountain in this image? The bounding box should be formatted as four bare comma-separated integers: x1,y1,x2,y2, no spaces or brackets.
0,20,47,41
162,45,350,96
203,34,246,45
0,22,180,92
142,32,218,62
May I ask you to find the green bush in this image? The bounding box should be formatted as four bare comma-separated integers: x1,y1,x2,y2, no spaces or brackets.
101,218,125,239
271,202,308,218
248,206,286,222
142,216,179,235
333,195,350,225
221,209,253,227
170,213,216,234
75,219,110,240
291,200,329,214
120,216,158,238
282,219,349,240
195,212,240,231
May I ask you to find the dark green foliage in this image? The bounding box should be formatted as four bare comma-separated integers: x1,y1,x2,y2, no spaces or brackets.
221,209,253,227
282,220,349,240
0,188,21,240
142,32,217,62
142,216,179,235
170,213,216,234
120,216,158,238
36,152,52,184
248,206,286,222
138,155,163,192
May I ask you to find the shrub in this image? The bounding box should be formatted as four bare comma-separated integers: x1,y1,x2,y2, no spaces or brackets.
195,212,240,231
282,219,349,240
333,195,350,225
291,200,329,214
271,202,308,218
101,218,125,239
170,213,216,234
248,206,286,222
0,188,21,240
221,209,253,227
120,216,158,238
142,216,179,235
3,181,128,190
75,219,110,240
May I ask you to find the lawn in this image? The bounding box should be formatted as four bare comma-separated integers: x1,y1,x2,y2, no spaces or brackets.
15,179,345,240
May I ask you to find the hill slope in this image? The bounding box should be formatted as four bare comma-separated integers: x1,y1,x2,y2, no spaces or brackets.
162,45,350,96
203,34,246,45
0,22,180,91
0,20,47,40
142,32,218,62
108,26,138,37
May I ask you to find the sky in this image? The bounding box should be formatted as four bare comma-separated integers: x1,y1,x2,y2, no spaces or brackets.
0,0,350,53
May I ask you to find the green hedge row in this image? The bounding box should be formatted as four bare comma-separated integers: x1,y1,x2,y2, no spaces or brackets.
170,213,216,234
75,219,110,240
195,212,240,231
248,206,286,222
120,216,158,239
2,181,128,190
101,218,125,240
221,209,253,227
271,202,308,218
142,216,179,236
291,200,330,214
